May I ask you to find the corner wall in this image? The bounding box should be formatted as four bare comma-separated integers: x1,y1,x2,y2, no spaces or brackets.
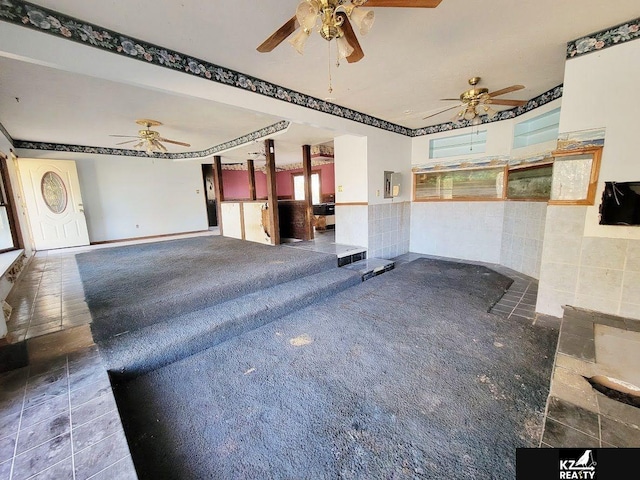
536,39,640,320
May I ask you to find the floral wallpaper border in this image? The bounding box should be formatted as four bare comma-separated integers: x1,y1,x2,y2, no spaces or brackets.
0,0,412,136
3,2,632,146
14,120,291,160
412,85,563,136
567,17,640,59
1,0,569,142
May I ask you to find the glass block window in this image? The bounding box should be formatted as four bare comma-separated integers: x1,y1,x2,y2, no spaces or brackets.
429,130,487,159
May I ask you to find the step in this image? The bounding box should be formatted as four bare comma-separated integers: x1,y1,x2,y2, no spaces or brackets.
81,237,340,342
99,267,361,380
283,241,367,267
341,258,395,281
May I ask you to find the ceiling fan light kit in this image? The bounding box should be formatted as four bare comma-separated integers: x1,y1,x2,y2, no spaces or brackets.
110,119,191,154
288,0,373,60
425,77,527,126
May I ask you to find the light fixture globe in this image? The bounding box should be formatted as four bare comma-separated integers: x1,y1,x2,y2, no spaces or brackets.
295,0,319,31
349,7,374,35
289,27,311,54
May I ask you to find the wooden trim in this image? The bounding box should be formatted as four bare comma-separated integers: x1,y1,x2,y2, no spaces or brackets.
247,159,256,201
507,160,554,171
548,199,593,206
239,202,246,240
0,153,22,249
212,156,224,236
302,145,314,241
264,139,280,245
335,202,368,206
412,165,507,202
506,198,550,203
412,197,505,203
501,165,508,200
549,145,603,206
90,230,210,245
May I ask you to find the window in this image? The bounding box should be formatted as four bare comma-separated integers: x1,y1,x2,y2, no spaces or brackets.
506,163,553,200
429,131,487,159
413,166,505,201
293,172,320,204
0,154,21,252
513,108,561,149
549,146,603,205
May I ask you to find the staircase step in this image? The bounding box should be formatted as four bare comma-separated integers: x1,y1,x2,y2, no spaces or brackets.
99,268,361,380
341,258,395,281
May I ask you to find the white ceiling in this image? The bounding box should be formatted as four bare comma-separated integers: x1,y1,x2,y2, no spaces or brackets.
0,0,639,162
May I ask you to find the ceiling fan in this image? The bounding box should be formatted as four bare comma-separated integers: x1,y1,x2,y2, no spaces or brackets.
257,0,443,65
423,77,527,125
110,119,191,153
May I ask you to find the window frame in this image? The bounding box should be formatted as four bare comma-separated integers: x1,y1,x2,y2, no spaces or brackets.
291,170,322,204
412,164,508,202
548,146,603,206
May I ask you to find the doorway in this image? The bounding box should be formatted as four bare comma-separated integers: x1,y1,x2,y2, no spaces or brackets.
201,164,218,228
17,158,90,250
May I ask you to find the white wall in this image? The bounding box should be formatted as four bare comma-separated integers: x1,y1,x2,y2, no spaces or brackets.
16,152,207,243
411,201,505,263
536,39,640,319
74,154,207,242
409,101,561,268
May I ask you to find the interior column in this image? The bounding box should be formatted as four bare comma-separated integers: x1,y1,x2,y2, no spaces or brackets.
302,144,314,240
247,159,256,201
212,155,225,236
264,139,280,245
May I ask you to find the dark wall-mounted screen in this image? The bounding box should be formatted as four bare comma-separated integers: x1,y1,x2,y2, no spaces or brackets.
599,182,640,226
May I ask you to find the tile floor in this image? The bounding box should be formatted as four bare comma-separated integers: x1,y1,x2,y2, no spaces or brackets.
542,306,640,448
0,345,137,480
2,234,638,480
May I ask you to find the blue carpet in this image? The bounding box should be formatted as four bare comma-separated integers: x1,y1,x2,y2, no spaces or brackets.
112,258,557,479
75,235,338,341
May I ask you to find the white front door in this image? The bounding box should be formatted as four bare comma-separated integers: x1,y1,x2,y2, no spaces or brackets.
18,158,90,250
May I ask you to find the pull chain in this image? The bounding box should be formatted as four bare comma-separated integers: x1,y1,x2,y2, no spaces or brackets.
328,40,333,94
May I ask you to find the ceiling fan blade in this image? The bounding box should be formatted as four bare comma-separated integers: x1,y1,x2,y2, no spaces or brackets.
115,139,139,146
488,84,525,98
363,0,443,7
256,16,298,53
154,140,168,152
487,99,527,107
422,103,463,119
109,135,139,138
440,98,461,101
158,137,191,147
337,13,364,63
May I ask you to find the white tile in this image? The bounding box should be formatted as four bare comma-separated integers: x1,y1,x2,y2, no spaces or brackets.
621,270,640,306
539,262,579,292
535,287,575,318
581,237,628,270
576,266,623,299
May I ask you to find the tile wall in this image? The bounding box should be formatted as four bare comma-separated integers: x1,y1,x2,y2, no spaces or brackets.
500,201,547,279
368,202,410,260
410,201,505,263
536,205,640,319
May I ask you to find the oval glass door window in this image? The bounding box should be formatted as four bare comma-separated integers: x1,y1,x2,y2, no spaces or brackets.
41,171,68,214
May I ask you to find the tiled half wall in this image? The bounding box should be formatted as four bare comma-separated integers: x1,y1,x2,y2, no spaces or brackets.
536,205,640,320
368,202,410,260
501,201,547,279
